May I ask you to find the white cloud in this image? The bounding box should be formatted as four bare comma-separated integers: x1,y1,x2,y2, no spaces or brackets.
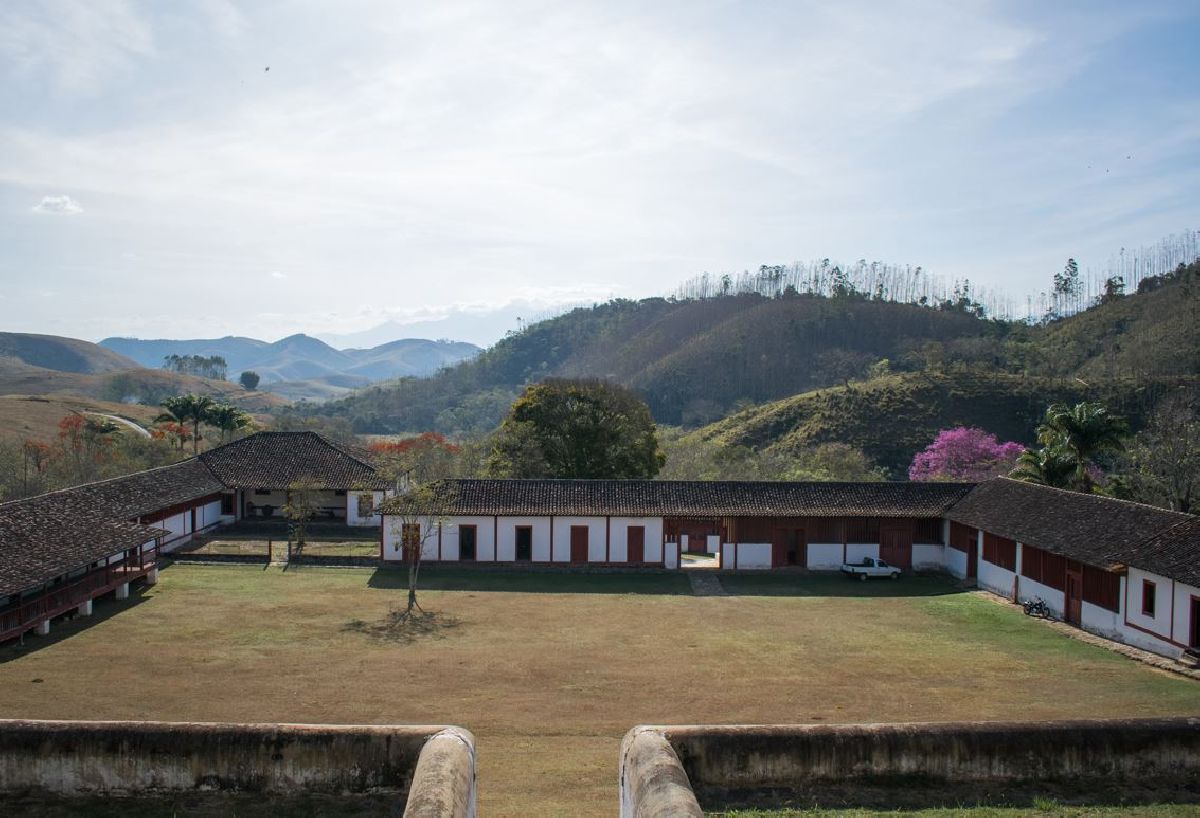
270,270,287,279
31,194,83,215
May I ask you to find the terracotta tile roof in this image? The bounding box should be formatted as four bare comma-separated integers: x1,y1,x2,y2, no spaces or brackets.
946,478,1191,571
0,490,163,598
1125,517,1200,588
198,431,388,490
381,479,973,518
63,458,227,519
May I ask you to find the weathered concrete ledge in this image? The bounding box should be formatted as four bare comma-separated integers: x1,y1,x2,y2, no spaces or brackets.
0,719,475,817
622,718,1200,815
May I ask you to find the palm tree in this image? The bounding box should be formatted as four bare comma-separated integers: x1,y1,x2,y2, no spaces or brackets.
1009,445,1076,489
1034,402,1128,492
206,403,252,444
156,394,215,455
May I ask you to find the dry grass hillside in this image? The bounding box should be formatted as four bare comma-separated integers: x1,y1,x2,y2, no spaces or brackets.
0,332,139,374
0,395,162,445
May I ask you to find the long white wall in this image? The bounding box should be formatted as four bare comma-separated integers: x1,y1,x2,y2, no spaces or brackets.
805,543,843,570
383,515,665,564
942,546,968,579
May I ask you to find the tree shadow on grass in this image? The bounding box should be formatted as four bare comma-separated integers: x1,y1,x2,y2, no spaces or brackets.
718,572,969,598
342,609,463,645
0,585,153,664
366,566,692,595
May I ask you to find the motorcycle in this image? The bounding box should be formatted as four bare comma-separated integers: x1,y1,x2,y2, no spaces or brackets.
1023,597,1051,618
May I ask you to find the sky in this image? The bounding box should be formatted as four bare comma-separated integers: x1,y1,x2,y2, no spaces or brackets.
1,0,1198,347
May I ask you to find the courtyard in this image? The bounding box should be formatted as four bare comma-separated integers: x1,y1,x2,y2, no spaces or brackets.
0,565,1196,816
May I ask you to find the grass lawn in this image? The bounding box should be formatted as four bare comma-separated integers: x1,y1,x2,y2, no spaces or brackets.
716,808,1200,817
0,566,1196,817
185,539,380,558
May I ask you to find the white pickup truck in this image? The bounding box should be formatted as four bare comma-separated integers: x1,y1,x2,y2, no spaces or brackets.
840,557,901,581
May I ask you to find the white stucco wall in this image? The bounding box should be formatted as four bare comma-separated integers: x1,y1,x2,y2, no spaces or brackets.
646,535,664,564
1125,567,1173,640
733,542,772,570
495,517,551,562
436,516,496,562
805,543,843,570
1015,575,1066,618
550,516,607,563
346,491,386,526
911,544,943,570
664,542,679,569
1172,579,1199,650
942,546,968,579
1081,600,1124,642
845,543,879,564
198,499,222,531
608,518,664,563
978,558,1016,598
381,518,432,561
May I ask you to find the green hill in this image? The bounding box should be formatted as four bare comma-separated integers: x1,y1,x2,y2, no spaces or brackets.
316,294,996,432
690,371,1197,475
313,257,1200,451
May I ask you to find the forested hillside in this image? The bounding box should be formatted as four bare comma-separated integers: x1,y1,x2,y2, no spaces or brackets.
313,258,1200,437
691,371,1196,475
315,294,997,432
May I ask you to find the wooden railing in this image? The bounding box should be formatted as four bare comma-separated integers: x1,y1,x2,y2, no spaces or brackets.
0,547,158,642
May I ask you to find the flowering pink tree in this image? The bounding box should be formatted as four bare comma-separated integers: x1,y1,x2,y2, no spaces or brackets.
908,427,1024,482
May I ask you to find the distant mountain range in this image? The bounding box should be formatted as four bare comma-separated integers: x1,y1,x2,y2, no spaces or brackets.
98,334,481,391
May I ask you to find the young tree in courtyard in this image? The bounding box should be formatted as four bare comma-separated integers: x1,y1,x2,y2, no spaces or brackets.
486,379,664,479
908,427,1024,482
383,480,457,618
282,478,320,550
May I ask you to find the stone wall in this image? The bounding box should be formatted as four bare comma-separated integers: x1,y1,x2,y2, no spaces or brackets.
0,719,475,817
621,718,1200,816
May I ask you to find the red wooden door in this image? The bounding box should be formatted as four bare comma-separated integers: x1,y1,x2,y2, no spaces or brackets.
967,541,977,578
627,526,645,564
879,526,912,569
570,526,589,564
771,528,789,567
1065,561,1083,625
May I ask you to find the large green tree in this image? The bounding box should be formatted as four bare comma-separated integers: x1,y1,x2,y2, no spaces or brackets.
486,379,664,479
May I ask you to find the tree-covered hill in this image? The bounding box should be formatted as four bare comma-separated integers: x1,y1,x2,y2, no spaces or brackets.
690,371,1198,475
312,257,1200,442
315,294,997,432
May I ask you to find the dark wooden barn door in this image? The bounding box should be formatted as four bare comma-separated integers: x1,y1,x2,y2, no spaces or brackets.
627,525,645,565
879,525,912,569
1190,598,1199,649
515,526,532,561
1064,560,1083,625
967,540,978,579
771,528,805,567
570,525,589,564
459,525,477,561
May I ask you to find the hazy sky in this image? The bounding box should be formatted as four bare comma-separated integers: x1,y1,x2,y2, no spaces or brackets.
2,1,1198,346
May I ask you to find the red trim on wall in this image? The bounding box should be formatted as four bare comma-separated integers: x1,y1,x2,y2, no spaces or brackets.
1170,579,1176,643
1124,617,1187,650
